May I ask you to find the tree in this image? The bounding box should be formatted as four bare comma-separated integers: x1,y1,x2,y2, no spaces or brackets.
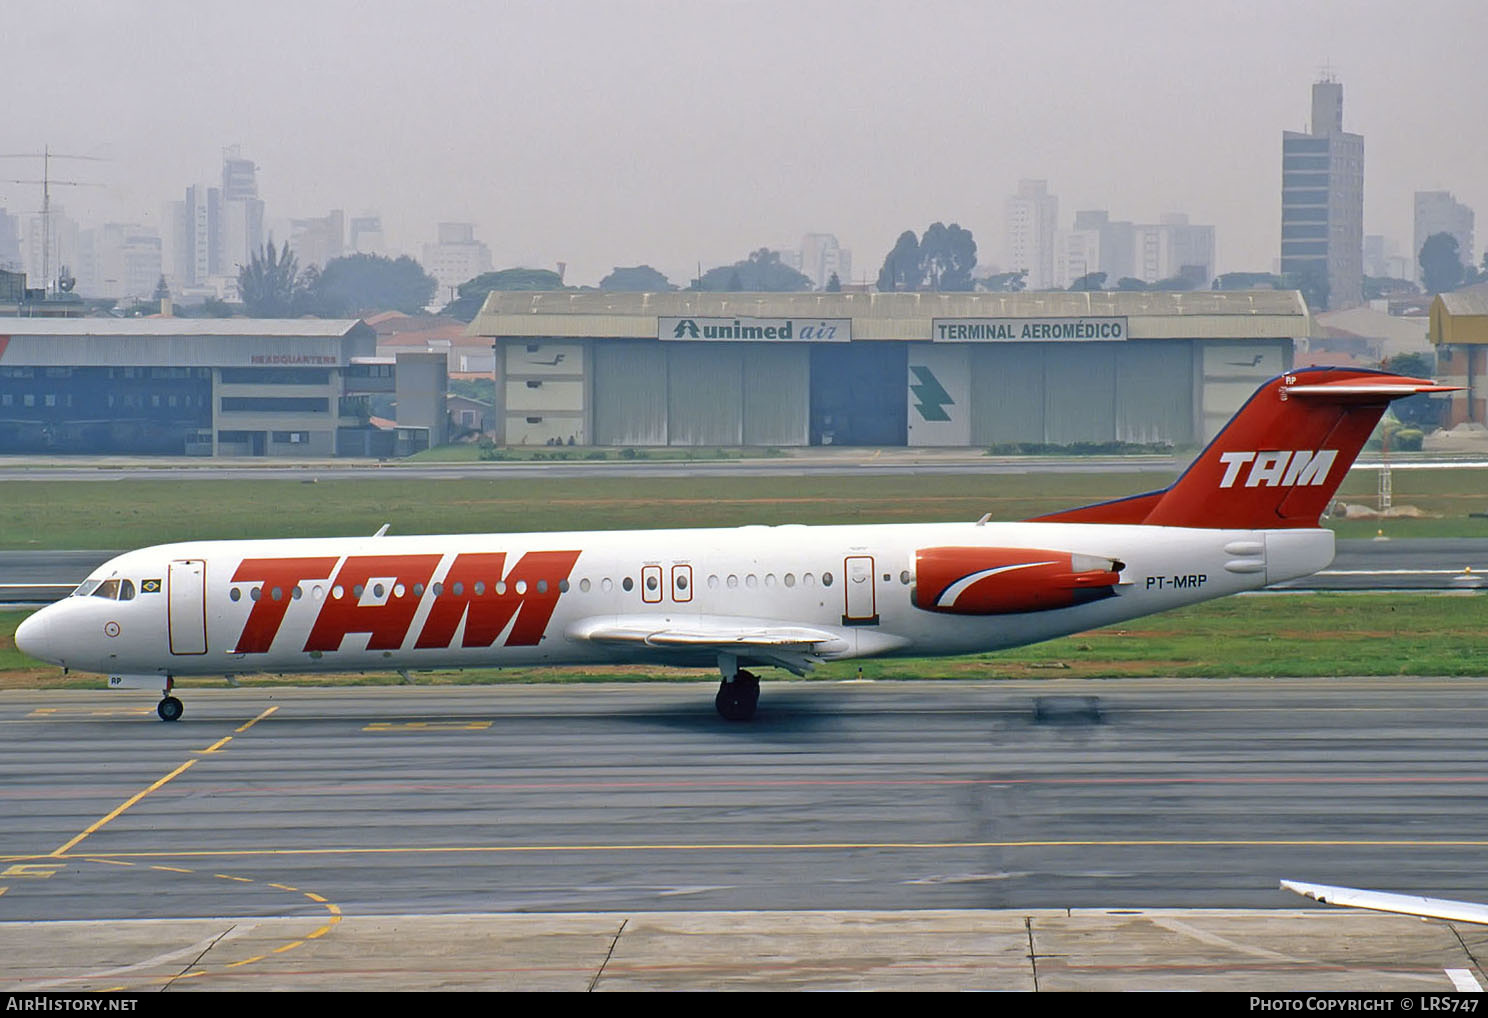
1150,275,1200,291
1115,277,1149,291
1420,232,1465,294
302,253,436,316
598,265,675,291
1284,265,1329,311
876,230,922,291
923,222,977,291
442,268,568,322
238,239,301,317
1068,271,1107,291
875,222,977,291
825,271,842,292
694,249,812,292
977,269,1027,292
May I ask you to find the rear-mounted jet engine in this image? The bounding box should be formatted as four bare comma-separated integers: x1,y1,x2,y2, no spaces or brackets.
913,547,1124,615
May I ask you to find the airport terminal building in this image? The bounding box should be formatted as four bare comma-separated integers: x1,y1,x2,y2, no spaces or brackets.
0,319,406,456
471,291,1309,448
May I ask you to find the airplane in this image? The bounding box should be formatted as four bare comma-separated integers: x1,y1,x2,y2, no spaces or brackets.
13,366,1455,723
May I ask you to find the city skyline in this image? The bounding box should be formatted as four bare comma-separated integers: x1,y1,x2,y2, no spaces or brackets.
4,0,1486,290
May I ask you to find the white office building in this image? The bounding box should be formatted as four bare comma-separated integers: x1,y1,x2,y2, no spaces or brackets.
1414,191,1475,281
1005,180,1059,290
423,222,492,303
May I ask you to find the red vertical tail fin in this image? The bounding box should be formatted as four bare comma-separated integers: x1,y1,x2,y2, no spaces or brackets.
1033,368,1456,530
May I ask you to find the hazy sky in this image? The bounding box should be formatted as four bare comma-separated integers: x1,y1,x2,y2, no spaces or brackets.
6,0,1486,287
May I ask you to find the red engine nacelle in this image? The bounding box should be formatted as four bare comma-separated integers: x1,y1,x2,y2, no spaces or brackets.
913,547,1123,615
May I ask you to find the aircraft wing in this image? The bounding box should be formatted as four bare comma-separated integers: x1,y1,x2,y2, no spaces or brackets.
1281,879,1488,924
567,616,850,675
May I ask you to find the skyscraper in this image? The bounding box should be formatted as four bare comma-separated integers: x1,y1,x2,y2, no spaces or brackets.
288,210,345,270
1280,76,1364,310
796,233,852,290
350,213,385,256
1005,179,1058,290
0,208,20,272
220,146,265,274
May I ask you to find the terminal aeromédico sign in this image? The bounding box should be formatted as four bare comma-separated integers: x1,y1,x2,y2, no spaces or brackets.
932,317,1128,342
660,317,851,342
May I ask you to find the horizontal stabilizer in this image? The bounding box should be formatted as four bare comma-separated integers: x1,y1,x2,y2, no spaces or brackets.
1281,879,1488,925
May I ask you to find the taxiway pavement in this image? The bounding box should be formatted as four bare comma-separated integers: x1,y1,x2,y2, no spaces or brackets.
4,678,1488,990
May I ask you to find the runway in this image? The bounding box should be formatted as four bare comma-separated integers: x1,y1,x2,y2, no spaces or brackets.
4,678,1488,989
4,538,1485,603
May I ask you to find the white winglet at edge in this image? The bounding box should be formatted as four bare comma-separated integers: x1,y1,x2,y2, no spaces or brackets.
1281,879,1488,925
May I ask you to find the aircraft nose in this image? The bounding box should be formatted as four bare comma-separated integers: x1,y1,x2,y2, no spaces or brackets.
15,609,57,664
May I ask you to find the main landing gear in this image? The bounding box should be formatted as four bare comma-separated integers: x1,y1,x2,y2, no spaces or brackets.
715,667,760,721
157,676,183,722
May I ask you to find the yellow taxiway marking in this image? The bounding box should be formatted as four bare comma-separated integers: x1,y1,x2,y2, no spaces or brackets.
27,856,344,989
50,759,198,857
235,705,279,734
226,955,269,969
3,863,64,878
27,707,153,718
49,707,282,856
363,720,493,731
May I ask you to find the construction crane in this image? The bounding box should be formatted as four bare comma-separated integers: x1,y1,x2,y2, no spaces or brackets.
0,147,105,294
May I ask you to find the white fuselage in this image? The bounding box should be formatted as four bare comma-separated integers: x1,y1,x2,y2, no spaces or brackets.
18,521,1333,683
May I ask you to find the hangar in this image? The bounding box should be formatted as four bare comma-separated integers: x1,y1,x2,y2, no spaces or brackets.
471,291,1309,448
1430,282,1488,427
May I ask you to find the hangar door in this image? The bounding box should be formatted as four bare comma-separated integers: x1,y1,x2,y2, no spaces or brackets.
810,343,907,446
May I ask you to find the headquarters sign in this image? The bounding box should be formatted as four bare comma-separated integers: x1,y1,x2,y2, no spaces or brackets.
932,317,1128,342
660,317,851,342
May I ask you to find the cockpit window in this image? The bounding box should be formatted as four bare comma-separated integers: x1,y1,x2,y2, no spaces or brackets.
73,579,103,597
118,580,135,601
93,579,122,599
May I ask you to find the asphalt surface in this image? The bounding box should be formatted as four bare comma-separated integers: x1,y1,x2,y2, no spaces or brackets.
4,539,1485,603
6,678,1488,917
7,678,1488,991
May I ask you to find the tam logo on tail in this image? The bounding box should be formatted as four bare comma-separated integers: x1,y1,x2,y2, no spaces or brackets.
1031,368,1458,530
1217,450,1338,489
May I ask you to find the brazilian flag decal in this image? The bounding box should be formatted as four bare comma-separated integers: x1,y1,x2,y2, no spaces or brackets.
141,579,162,594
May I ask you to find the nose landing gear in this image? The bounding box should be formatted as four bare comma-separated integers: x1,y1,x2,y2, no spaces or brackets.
157,676,183,722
